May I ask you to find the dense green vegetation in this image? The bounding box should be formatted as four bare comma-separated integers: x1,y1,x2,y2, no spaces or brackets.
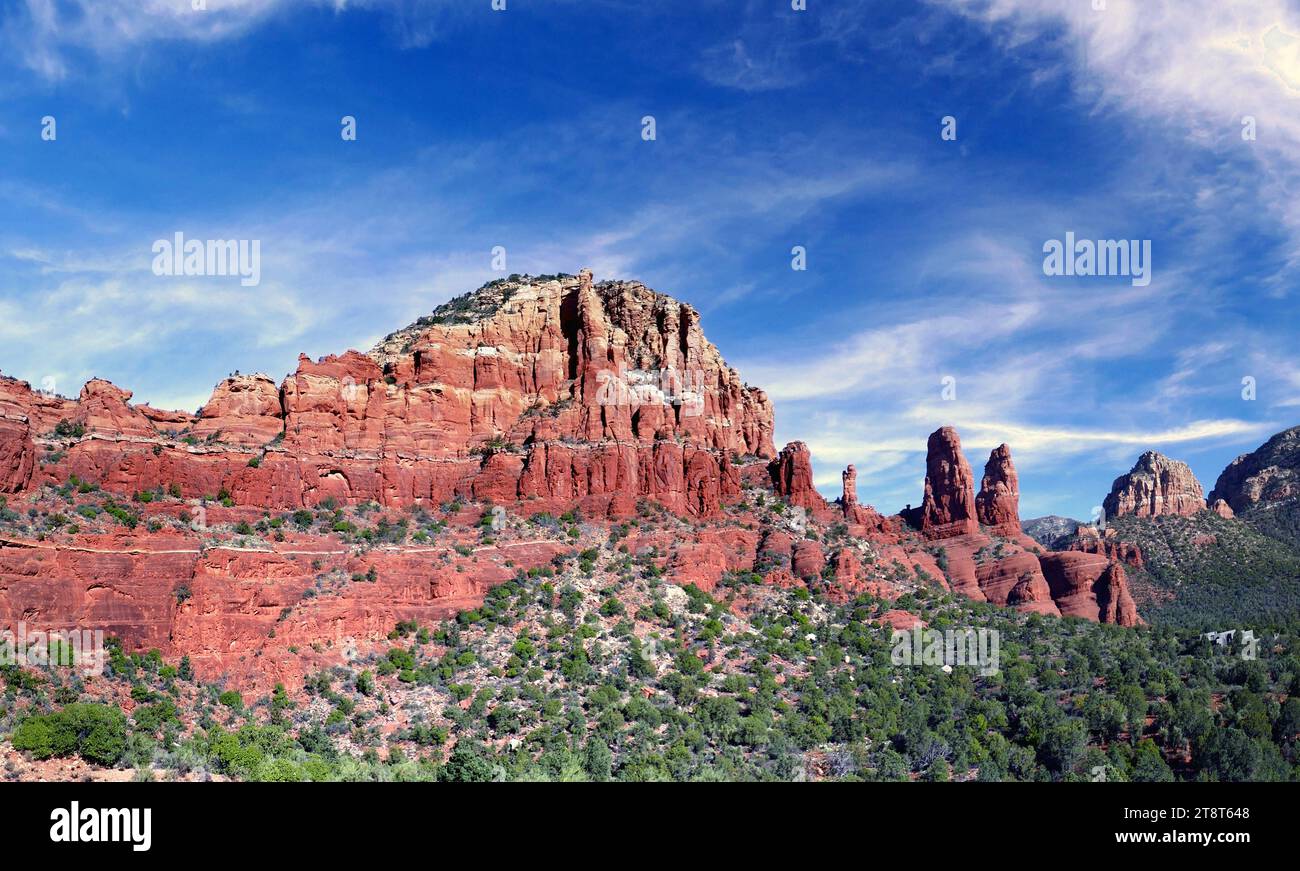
3,549,1297,782
1107,513,1300,630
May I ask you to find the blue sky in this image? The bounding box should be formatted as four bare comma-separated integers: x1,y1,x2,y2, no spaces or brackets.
2,0,1299,519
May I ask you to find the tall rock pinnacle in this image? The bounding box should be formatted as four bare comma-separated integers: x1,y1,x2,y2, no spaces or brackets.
769,441,826,511
919,426,979,538
976,443,1022,534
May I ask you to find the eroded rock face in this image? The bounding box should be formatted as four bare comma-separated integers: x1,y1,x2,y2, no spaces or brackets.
1039,551,1141,625
1209,498,1235,519
791,539,826,579
0,387,35,494
1071,524,1144,569
1,376,69,493
841,465,859,509
1208,425,1300,516
0,533,567,690
0,420,33,494
192,374,283,447
1103,451,1205,518
76,379,158,439
370,272,775,458
0,286,1153,692
918,426,979,539
838,464,895,535
769,441,825,511
3,274,776,519
976,444,1021,534
975,551,1059,617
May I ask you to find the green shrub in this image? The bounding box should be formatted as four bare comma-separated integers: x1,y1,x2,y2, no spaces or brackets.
12,703,128,766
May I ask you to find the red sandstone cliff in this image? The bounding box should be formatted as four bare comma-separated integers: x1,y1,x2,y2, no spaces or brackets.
0,278,1148,694
1,272,775,520
768,441,825,512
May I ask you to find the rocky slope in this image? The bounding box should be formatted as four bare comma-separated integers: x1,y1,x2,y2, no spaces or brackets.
1209,425,1300,540
1021,515,1084,549
1053,427,1300,628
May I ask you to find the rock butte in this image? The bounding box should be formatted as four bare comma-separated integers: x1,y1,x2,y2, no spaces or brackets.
1103,450,1206,519
0,271,1140,690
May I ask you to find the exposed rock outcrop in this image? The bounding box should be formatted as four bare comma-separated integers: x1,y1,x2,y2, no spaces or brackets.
791,539,826,580
1103,451,1205,518
1070,524,1144,569
838,464,895,535
1208,425,1300,516
4,274,776,519
769,441,825,512
0,532,567,690
916,426,979,538
975,444,1021,534
76,379,158,439
0,279,1155,694
191,373,283,447
1040,551,1141,625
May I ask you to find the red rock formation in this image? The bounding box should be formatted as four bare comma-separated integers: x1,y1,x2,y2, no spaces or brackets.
876,610,925,631
75,379,158,439
191,374,283,447
1210,498,1235,519
841,465,860,510
0,531,567,691
0,412,35,495
838,464,896,536
974,551,1059,616
3,274,775,520
1071,524,1144,568
0,282,1155,698
769,442,825,511
791,539,825,579
1095,562,1141,626
975,444,1021,534
757,528,794,563
1103,451,1205,518
918,426,979,539
1039,551,1141,625
667,528,759,593
668,542,729,593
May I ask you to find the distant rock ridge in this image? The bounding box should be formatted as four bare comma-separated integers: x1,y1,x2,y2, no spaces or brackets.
1021,515,1084,549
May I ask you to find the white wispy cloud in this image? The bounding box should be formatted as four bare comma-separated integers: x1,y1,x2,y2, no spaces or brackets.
945,0,1300,288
